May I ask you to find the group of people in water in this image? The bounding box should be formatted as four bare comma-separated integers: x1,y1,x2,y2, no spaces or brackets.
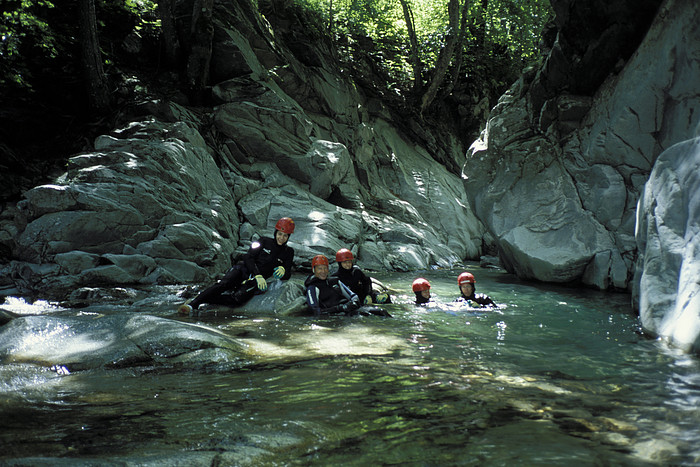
411,272,496,307
178,217,497,316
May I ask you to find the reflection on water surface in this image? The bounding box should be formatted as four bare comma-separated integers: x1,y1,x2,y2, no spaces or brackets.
1,266,699,465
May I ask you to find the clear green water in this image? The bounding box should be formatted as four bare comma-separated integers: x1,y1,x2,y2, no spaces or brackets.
1,266,699,465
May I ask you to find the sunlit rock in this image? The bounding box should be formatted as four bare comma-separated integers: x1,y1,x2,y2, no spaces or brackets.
197,280,309,317
631,439,679,464
3,120,240,298
634,137,700,353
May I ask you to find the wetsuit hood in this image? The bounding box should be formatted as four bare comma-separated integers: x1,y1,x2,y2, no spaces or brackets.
305,274,337,288
274,229,291,245
415,292,430,305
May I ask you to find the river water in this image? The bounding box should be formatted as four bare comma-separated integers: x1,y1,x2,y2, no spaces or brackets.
1,266,699,465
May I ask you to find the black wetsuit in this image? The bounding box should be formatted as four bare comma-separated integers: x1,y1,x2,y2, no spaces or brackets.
305,275,360,316
332,265,372,303
190,236,294,309
455,292,496,308
415,293,431,305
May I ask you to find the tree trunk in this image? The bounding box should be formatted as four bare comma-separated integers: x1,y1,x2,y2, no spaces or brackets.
399,0,423,94
419,0,461,113
186,0,215,105
78,0,110,111
328,0,333,35
158,0,182,67
475,0,488,48
440,0,471,99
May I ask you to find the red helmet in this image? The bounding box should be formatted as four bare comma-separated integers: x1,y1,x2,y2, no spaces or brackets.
336,248,354,262
412,278,431,292
311,254,329,268
275,217,295,234
458,272,475,285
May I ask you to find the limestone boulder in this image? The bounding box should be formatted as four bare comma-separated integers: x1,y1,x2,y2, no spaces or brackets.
209,12,487,267
634,136,700,352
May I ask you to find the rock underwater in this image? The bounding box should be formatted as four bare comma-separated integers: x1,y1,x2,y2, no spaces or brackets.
0,313,252,372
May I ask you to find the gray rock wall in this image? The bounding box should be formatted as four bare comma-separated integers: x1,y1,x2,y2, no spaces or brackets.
463,0,700,351
0,119,239,297
464,0,700,291
0,0,486,298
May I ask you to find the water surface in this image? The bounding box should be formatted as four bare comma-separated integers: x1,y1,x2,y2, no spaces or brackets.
1,266,699,465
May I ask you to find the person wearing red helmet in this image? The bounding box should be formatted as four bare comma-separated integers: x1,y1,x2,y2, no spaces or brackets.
178,217,296,314
412,277,432,305
332,248,391,305
455,271,496,308
305,254,361,316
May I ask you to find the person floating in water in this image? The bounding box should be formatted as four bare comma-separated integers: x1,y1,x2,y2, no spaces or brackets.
412,277,432,305
454,271,497,308
305,254,361,316
178,217,295,314
332,248,390,304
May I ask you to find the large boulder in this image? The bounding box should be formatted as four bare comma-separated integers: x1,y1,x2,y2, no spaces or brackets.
0,314,251,371
212,61,486,271
209,3,487,266
633,136,700,352
465,0,700,290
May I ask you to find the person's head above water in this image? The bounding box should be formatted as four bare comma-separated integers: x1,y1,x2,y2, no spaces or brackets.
336,248,354,270
312,254,330,280
457,271,476,298
412,277,431,304
274,217,295,246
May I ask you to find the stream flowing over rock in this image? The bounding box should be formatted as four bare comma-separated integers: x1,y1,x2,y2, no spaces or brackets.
0,313,251,371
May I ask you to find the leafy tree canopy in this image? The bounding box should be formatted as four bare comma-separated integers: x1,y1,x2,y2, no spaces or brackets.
296,0,552,108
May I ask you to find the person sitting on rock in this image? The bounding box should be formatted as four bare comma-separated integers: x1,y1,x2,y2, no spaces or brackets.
305,254,361,316
454,271,497,308
332,248,390,305
178,217,295,314
412,277,432,305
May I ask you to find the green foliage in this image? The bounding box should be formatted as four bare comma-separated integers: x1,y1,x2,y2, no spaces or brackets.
114,0,159,36
298,0,552,105
1,0,59,89
0,0,160,94
481,0,552,64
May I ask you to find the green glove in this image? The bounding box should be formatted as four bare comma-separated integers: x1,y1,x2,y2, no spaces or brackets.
254,275,268,291
364,295,372,305
273,266,285,279
375,293,388,304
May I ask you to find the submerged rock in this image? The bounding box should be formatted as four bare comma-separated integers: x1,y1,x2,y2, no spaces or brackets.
0,309,18,326
0,314,251,371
